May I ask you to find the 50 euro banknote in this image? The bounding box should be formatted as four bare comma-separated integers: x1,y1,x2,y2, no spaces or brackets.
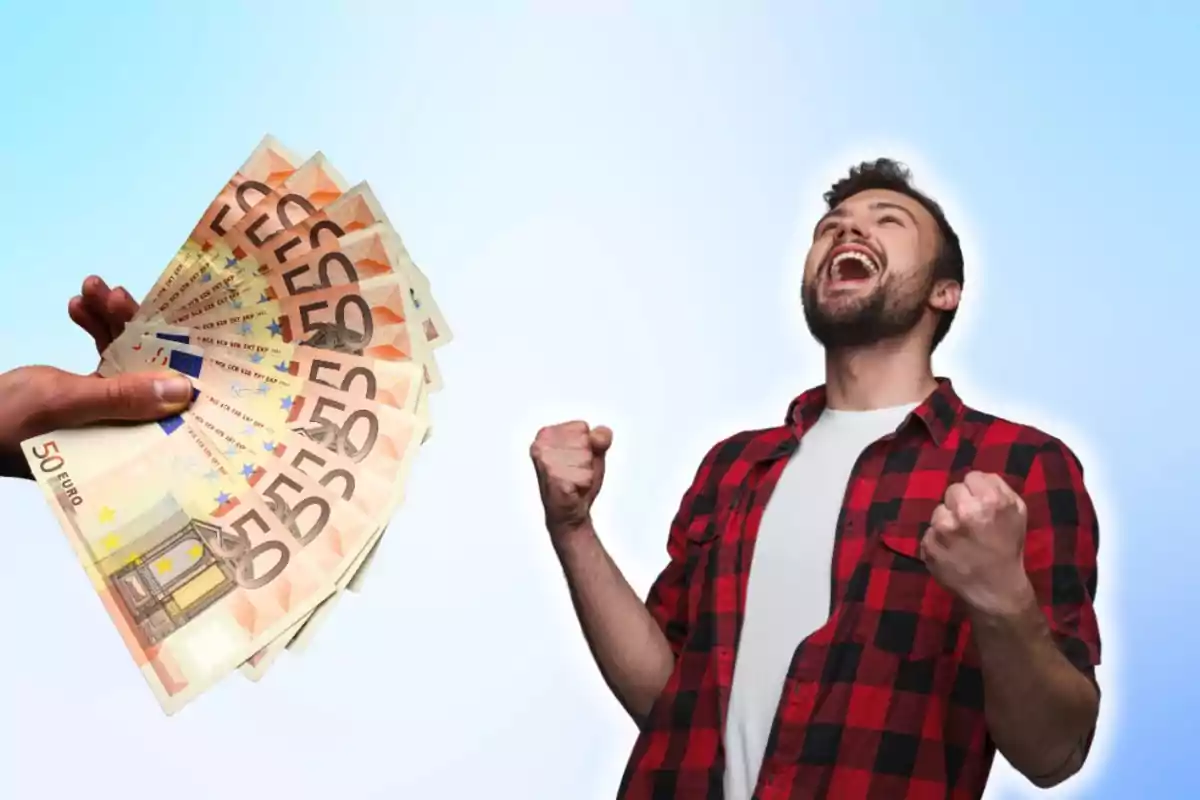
155,153,352,319
109,340,429,677
172,223,414,325
22,414,337,714
168,181,453,352
178,273,443,391
194,404,394,679
119,323,428,419
194,398,394,679
137,135,305,322
110,339,427,503
170,182,393,319
183,398,387,679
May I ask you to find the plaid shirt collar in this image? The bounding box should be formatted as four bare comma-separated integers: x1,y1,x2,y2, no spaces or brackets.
784,376,965,446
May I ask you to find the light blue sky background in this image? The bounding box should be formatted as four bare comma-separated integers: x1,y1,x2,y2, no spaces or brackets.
1,3,1196,798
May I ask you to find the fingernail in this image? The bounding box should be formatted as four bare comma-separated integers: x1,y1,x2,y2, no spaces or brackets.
154,376,194,406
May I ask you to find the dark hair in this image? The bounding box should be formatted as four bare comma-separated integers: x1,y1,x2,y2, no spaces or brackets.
824,158,964,351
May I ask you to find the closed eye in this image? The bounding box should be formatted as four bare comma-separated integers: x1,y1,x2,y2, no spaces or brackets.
878,214,904,226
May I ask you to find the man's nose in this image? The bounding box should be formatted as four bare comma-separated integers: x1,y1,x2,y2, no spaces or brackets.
834,219,867,240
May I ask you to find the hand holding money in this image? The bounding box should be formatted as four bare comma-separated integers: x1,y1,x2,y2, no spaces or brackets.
66,276,139,354
0,366,194,479
17,135,454,713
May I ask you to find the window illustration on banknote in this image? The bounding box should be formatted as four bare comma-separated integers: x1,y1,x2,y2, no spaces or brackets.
107,507,238,648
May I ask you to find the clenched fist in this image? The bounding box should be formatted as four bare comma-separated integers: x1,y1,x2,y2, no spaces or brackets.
530,421,613,538
921,471,1034,617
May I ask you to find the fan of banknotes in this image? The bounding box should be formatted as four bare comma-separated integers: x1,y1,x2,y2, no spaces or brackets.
21,135,452,714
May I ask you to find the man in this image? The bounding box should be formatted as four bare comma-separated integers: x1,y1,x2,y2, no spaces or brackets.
0,277,193,479
530,159,1101,799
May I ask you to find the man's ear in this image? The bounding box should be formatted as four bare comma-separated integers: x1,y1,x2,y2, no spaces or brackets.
928,278,961,313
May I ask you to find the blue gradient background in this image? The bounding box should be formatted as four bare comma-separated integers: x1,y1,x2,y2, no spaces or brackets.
1,3,1195,798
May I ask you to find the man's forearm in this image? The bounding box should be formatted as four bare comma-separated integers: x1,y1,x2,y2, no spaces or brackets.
554,521,675,722
970,578,1099,787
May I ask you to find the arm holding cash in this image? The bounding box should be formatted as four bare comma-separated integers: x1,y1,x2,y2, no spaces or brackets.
0,276,193,480
13,135,453,713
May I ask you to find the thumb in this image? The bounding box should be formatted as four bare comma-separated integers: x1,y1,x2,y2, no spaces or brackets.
48,370,195,427
588,425,613,457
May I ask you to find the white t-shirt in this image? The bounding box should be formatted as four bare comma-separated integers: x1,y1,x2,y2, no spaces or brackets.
723,403,917,800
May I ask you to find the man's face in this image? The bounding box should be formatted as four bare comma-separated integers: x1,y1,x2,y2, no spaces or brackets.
801,188,950,349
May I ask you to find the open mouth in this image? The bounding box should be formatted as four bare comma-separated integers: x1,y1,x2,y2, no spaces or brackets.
825,245,881,286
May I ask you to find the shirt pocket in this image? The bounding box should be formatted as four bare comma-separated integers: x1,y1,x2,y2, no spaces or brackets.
681,486,739,557
679,496,738,650
844,523,965,662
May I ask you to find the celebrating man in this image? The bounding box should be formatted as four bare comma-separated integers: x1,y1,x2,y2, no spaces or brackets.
530,159,1101,799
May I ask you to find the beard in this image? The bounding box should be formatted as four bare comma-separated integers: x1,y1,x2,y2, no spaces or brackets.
801,268,932,349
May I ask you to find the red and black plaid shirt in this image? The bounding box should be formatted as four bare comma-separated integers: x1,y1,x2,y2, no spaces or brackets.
617,379,1101,800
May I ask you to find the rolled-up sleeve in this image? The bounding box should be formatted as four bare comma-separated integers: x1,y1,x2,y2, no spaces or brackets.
1022,439,1102,674
644,443,721,659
